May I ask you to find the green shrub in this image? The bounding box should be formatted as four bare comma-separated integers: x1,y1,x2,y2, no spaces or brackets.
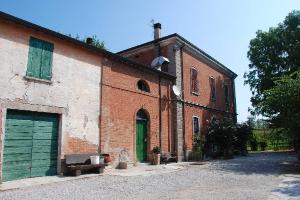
250,139,258,151
152,146,161,154
192,135,204,160
259,141,267,151
233,122,253,155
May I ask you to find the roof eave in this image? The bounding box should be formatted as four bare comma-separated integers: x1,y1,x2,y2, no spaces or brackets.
0,11,175,80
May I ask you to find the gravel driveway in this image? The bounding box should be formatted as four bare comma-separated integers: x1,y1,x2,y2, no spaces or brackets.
0,152,299,200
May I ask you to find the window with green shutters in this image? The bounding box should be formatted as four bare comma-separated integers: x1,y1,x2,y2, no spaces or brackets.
26,37,54,80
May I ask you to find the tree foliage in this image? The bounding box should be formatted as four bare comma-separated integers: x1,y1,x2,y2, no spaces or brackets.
244,10,300,152
258,70,300,149
206,118,253,157
67,34,106,49
244,10,300,113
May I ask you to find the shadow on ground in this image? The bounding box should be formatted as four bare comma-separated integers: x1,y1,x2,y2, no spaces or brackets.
209,151,300,176
272,178,300,197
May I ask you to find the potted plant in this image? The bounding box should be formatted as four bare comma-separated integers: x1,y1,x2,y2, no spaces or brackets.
152,146,161,165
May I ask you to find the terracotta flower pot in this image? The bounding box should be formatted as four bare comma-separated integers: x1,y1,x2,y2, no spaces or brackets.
103,154,112,163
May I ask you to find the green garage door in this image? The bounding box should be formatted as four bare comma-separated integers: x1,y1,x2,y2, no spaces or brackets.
2,110,59,181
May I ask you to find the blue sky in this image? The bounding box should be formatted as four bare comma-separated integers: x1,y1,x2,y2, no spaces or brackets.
1,0,299,122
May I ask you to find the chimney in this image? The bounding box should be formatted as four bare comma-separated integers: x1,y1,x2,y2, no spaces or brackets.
153,23,161,40
86,37,93,45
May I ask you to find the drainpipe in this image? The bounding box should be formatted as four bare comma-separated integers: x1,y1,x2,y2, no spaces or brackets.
159,75,162,150
99,61,104,153
231,77,237,124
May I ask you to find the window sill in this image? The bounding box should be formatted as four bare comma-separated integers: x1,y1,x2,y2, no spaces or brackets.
191,92,199,96
24,76,53,84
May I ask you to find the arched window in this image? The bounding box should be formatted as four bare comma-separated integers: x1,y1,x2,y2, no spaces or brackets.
137,80,150,92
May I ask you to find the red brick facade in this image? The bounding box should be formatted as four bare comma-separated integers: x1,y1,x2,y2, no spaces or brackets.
64,137,99,155
182,50,235,150
100,59,174,164
119,35,237,156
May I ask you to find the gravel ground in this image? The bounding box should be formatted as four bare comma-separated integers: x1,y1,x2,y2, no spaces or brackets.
0,152,299,200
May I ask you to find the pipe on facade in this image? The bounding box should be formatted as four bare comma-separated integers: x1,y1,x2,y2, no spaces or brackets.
99,61,104,153
231,77,237,124
158,75,162,150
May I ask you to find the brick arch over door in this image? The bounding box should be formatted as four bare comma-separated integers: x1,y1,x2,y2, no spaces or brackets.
135,109,150,162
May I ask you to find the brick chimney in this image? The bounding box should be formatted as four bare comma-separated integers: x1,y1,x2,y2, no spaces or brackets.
153,23,161,40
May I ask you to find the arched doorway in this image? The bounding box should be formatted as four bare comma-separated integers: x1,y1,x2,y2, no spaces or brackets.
136,109,148,162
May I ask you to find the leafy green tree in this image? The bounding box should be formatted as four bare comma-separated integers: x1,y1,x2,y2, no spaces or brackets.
258,71,300,150
244,10,300,114
67,34,106,49
206,118,253,157
233,122,253,154
87,35,106,49
206,118,235,157
244,10,300,153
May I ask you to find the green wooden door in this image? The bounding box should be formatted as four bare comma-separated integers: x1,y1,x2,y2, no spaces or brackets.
136,120,147,162
3,110,58,181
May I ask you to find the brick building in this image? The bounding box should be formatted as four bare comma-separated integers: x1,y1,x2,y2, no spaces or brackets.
0,12,236,182
100,58,174,164
118,23,237,160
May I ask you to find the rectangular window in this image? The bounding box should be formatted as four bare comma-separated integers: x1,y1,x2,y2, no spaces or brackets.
192,116,200,137
26,37,54,80
209,76,216,101
224,84,229,105
190,68,199,94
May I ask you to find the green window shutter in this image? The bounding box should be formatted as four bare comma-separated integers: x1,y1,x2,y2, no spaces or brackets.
40,42,54,80
26,37,54,80
26,37,43,78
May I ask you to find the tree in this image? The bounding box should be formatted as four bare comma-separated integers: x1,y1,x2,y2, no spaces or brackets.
244,10,300,114
87,35,106,49
206,118,235,157
244,10,300,152
206,118,253,157
258,70,300,149
67,34,106,49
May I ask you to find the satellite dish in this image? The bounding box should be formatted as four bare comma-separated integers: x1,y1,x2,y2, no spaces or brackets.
172,85,181,96
151,56,170,68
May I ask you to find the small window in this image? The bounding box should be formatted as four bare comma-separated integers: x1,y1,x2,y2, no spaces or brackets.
137,80,150,92
193,116,200,136
209,76,216,101
26,37,54,80
190,68,199,94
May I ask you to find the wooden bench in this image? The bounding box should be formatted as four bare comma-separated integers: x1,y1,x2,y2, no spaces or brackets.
65,154,106,176
161,152,177,164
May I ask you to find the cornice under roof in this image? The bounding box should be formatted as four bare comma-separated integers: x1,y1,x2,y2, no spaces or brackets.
118,33,237,79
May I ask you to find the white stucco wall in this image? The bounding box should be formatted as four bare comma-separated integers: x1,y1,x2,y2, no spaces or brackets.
0,20,101,156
